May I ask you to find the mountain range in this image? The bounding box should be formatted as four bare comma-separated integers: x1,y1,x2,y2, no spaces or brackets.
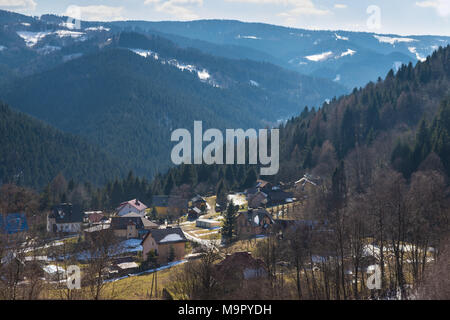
0,9,449,188
108,19,450,89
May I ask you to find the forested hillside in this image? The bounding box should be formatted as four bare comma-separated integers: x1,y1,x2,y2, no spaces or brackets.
275,45,450,181
0,103,124,188
0,37,345,179
86,45,450,211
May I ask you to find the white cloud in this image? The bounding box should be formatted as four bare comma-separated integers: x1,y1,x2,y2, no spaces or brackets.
334,4,347,9
63,5,125,22
0,0,36,10
416,0,450,17
145,0,203,20
227,0,330,16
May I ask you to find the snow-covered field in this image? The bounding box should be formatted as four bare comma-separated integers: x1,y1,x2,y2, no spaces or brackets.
305,51,333,62
17,30,86,47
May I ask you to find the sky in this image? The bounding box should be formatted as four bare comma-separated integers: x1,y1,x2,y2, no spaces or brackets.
0,0,449,36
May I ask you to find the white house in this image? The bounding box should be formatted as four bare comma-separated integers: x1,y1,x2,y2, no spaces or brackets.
116,199,148,217
47,203,84,233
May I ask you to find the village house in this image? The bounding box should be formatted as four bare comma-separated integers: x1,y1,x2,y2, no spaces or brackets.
84,211,108,226
187,206,202,221
294,174,321,198
236,208,274,239
266,189,294,206
152,195,188,216
109,256,140,277
247,191,268,209
110,212,158,239
47,203,85,233
116,199,148,217
151,195,169,215
189,195,207,211
141,227,188,264
196,218,221,229
246,180,294,208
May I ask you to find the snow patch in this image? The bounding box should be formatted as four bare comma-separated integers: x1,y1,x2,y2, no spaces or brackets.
340,49,356,57
333,74,341,82
335,33,349,41
168,59,212,82
408,47,426,62
0,45,6,51
159,233,184,243
249,80,259,87
393,61,403,72
85,26,110,32
305,51,333,62
197,69,210,80
236,35,261,40
54,30,85,39
169,59,195,72
129,49,216,85
17,30,86,47
43,265,65,275
59,22,77,29
374,35,417,45
118,239,143,253
130,48,158,59
17,31,52,47
227,194,246,206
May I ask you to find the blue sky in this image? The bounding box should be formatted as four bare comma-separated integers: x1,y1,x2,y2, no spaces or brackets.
1,0,449,36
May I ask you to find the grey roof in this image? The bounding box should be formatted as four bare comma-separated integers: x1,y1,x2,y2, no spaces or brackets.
191,195,206,203
140,218,159,228
49,204,84,224
142,227,187,245
190,207,202,214
111,216,157,230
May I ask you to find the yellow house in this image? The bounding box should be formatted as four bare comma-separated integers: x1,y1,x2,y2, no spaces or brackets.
141,227,188,264
152,195,169,215
151,195,187,216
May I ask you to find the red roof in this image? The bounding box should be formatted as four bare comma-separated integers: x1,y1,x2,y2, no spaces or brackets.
87,212,106,224
117,199,147,212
